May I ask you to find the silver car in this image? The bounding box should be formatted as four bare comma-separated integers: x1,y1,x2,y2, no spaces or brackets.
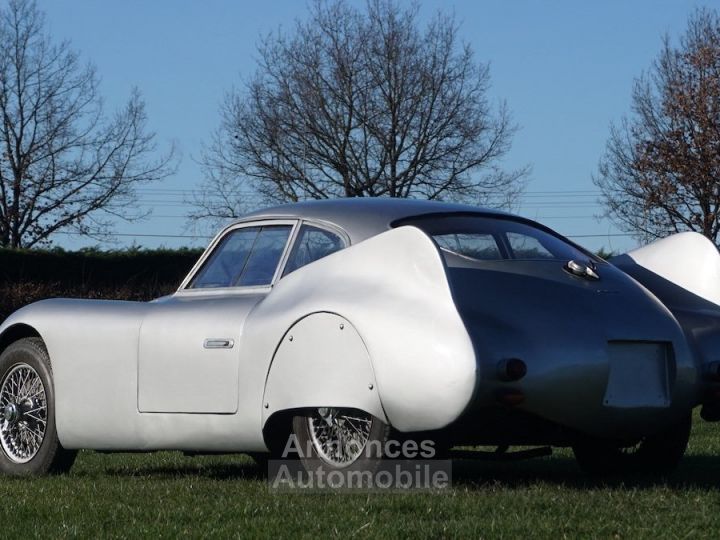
0,199,709,476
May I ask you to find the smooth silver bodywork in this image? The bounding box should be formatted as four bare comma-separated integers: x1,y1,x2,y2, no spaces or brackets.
0,199,708,451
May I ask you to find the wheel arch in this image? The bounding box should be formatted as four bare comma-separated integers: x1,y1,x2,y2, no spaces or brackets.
260,311,388,445
0,323,42,356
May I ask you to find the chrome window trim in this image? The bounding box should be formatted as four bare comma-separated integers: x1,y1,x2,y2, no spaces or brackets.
177,219,299,292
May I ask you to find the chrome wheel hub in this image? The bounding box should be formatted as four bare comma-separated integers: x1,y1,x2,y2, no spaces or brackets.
0,364,47,463
3,403,19,424
308,408,372,467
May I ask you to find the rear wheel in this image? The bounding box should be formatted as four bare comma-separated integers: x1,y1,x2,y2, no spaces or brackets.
0,338,77,476
292,407,390,473
572,414,691,476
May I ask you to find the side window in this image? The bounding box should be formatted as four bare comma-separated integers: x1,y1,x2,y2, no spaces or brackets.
283,225,345,276
506,232,554,259
190,225,292,288
238,226,293,286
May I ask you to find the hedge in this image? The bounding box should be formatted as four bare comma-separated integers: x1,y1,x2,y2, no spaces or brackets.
0,247,203,286
0,247,204,322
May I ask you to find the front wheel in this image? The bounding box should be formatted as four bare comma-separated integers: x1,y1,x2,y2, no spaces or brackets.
0,338,77,476
292,408,390,473
572,414,692,476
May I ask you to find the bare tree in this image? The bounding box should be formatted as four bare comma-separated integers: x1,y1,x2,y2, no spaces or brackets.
192,0,527,222
0,0,174,248
595,8,720,243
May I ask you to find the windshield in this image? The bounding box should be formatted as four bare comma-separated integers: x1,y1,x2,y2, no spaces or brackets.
395,215,593,263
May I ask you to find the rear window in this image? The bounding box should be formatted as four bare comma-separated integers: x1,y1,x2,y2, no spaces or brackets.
396,215,592,263
434,233,502,260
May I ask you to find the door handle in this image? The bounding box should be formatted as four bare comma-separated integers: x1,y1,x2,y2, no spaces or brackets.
203,338,234,349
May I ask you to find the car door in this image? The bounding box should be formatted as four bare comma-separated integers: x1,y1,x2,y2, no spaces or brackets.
137,220,296,413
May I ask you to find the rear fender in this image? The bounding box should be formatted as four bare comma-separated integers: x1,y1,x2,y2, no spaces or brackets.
261,312,386,424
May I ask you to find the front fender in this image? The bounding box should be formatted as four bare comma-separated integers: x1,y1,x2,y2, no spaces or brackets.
0,298,149,448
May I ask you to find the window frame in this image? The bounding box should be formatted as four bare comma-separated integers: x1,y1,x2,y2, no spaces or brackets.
178,219,299,293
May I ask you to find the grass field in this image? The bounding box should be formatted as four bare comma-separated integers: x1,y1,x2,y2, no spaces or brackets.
1,411,720,538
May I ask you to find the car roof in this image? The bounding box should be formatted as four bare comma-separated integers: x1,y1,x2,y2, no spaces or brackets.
235,198,510,243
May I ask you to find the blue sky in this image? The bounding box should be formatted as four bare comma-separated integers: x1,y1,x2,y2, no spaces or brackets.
40,0,705,253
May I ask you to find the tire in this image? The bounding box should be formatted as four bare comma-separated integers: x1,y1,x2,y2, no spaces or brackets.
291,407,390,473
0,338,77,476
572,413,692,476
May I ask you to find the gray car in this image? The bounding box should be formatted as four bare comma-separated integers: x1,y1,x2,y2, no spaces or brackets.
0,199,709,476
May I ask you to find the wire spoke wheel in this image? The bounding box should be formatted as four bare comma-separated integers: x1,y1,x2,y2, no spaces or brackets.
0,364,48,463
307,408,373,467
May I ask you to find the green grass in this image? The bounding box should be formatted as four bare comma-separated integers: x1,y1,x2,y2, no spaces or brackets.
2,412,720,538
